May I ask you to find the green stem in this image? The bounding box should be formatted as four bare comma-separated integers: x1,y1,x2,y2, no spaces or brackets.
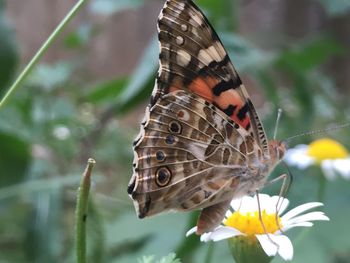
75,158,96,263
0,0,88,109
317,172,326,202
204,242,214,263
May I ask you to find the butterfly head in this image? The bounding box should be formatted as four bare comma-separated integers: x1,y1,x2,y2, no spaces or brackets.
268,140,287,165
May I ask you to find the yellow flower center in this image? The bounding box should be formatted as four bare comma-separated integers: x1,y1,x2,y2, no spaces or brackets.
307,138,348,162
224,210,282,236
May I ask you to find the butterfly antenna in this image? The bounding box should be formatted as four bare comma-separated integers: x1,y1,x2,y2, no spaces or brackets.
285,121,350,143
273,108,283,140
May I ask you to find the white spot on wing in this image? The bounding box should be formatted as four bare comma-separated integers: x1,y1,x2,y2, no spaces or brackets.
198,44,223,64
176,49,191,66
176,36,184,45
215,42,227,58
178,109,190,121
190,13,203,26
198,49,213,65
181,24,188,31
176,1,185,10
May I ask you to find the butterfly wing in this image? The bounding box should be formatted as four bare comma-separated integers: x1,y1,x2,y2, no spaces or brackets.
129,91,258,218
128,0,271,232
153,0,268,154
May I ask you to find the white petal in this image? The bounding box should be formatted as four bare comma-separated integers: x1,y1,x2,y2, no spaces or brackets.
321,160,337,180
275,235,294,260
256,234,278,257
284,145,315,169
284,212,329,225
333,159,350,179
201,226,242,242
281,222,313,232
225,210,233,218
253,194,272,211
257,234,294,261
282,202,323,221
186,227,197,237
230,197,243,211
200,232,212,242
231,195,256,213
270,196,289,215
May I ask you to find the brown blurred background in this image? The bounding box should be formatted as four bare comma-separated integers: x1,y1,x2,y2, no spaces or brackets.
5,0,350,92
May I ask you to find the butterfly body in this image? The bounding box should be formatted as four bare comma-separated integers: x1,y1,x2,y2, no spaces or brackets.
128,0,286,234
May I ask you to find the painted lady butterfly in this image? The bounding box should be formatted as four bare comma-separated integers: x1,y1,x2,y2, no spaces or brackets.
127,0,286,235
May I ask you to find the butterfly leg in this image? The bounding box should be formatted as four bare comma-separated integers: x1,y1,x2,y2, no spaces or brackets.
196,199,231,235
264,168,293,234
255,190,280,248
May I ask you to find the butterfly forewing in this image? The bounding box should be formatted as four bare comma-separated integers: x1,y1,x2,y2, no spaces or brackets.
155,0,268,154
128,0,278,234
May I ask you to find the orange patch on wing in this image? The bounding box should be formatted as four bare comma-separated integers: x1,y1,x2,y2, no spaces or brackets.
215,89,244,111
215,89,251,130
169,86,181,93
188,76,217,102
238,115,251,130
181,76,252,131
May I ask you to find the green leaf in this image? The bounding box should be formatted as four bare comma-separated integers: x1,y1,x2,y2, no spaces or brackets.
138,253,181,263
0,7,19,96
157,253,181,263
105,211,190,262
64,24,92,49
275,36,344,73
138,255,155,263
220,33,274,72
0,132,29,186
83,77,129,104
116,36,158,113
27,62,74,92
196,0,238,31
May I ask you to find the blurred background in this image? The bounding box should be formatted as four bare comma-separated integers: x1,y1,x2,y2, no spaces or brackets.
0,0,349,262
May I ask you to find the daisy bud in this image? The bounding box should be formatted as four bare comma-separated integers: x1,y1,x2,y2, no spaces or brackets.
228,236,273,263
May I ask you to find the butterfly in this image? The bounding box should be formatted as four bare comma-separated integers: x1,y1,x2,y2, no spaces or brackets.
127,0,286,235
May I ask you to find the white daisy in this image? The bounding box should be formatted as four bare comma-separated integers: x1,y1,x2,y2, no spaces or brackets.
284,138,350,180
186,194,329,261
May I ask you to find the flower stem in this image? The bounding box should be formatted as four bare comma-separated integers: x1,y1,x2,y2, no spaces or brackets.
204,242,214,263
317,170,326,202
0,0,88,109
75,158,96,263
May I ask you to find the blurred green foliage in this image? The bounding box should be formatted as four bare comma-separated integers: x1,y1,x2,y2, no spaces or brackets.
0,0,349,262
0,1,18,96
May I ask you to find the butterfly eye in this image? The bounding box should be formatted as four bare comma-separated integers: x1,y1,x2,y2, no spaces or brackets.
165,134,175,144
155,167,172,187
169,121,182,134
156,150,166,162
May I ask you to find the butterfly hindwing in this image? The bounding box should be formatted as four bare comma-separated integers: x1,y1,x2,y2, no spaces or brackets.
130,91,264,218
